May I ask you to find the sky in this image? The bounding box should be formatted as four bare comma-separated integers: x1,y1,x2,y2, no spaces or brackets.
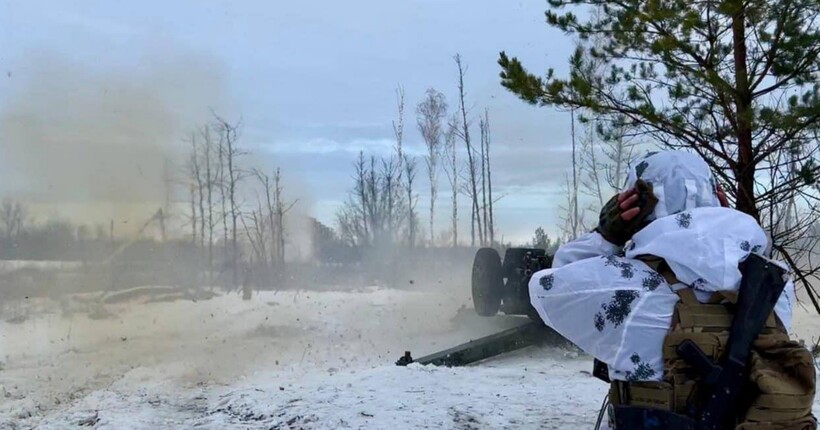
0,0,583,243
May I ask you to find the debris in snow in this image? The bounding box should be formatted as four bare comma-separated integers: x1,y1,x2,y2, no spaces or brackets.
0,288,816,429
76,411,99,427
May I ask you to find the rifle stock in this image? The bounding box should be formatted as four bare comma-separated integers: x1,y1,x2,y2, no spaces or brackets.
678,253,787,430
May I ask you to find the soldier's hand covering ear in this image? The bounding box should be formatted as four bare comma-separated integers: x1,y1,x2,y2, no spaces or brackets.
596,179,659,246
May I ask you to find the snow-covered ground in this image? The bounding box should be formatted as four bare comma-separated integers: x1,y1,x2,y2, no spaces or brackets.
0,285,818,429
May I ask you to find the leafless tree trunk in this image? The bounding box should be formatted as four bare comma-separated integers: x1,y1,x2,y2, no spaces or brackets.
161,158,172,242
189,184,197,245
264,167,297,266
201,125,217,282
559,175,585,241
217,136,229,264
188,133,206,249
393,85,405,181
580,122,605,208
560,109,582,241
390,87,405,239
337,152,406,248
241,201,267,268
444,114,459,247
338,153,368,247
213,113,244,294
483,109,495,246
578,116,638,222
274,169,285,265
479,111,490,244
416,88,447,245
454,54,482,246
253,168,275,268
356,153,369,243
761,149,820,313
404,155,418,247
597,117,637,193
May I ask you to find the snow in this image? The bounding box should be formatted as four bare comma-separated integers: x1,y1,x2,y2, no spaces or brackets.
0,286,818,429
0,261,82,274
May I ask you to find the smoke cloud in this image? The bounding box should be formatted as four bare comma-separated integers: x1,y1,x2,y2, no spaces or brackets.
0,51,228,229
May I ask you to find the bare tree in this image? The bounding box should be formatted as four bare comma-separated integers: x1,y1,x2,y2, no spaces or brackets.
578,116,639,221
188,184,197,245
559,109,583,241
217,131,229,262
416,88,448,245
212,113,244,292
0,200,27,243
480,117,488,243
254,168,298,267
187,132,206,248
337,152,406,248
161,157,173,241
185,124,223,282
241,196,268,269
391,87,405,237
243,168,298,270
444,114,460,247
251,168,274,268
270,168,297,265
453,54,482,246
596,116,638,193
480,109,495,246
479,109,497,245
579,121,605,208
338,154,368,247
201,125,218,281
404,154,419,247
393,85,405,178
559,173,585,241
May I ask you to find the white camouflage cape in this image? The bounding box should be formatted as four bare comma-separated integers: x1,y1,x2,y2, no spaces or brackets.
528,151,795,382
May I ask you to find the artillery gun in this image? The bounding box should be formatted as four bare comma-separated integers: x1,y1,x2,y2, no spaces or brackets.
397,247,566,367
471,247,552,320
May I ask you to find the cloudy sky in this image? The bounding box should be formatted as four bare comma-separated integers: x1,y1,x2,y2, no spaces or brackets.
0,0,583,243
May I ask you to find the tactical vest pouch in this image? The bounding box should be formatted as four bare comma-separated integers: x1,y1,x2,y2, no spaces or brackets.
741,338,817,426
609,380,673,410
611,285,817,429
734,416,818,430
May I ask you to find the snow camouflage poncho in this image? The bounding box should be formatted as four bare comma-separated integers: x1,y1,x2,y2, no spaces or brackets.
528,151,795,382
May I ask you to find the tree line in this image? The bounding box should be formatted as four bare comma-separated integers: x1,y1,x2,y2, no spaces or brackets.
183,113,298,298
336,54,498,250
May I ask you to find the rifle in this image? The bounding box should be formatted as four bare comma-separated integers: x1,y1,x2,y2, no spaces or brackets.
611,253,788,430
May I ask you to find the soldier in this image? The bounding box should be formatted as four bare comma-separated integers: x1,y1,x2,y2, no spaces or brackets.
528,151,816,429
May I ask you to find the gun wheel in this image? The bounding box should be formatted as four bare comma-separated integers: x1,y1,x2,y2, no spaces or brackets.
472,247,503,316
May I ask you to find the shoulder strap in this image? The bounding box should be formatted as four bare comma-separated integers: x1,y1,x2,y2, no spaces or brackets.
707,291,738,304
636,255,680,285
675,288,699,305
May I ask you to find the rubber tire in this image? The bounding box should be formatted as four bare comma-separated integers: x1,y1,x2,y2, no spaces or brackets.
471,247,504,317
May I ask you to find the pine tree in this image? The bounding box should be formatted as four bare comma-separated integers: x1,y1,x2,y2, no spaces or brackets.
499,0,820,313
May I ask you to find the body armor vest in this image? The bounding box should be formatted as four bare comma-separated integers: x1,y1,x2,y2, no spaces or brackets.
608,260,817,429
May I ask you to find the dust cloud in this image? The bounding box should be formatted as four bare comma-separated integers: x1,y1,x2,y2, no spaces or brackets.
0,51,229,230
0,50,507,430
